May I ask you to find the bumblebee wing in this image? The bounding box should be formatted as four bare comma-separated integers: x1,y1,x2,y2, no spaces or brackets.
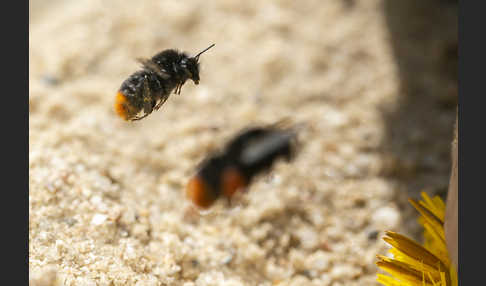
136,58,171,79
225,127,269,156
239,130,295,166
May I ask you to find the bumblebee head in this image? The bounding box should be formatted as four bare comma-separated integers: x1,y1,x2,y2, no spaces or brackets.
183,44,215,85
182,57,201,85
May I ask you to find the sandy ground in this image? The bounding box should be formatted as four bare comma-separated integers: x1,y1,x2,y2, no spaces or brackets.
29,1,457,285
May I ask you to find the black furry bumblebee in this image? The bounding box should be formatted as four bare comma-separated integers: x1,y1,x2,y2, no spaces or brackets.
186,125,298,209
115,44,215,121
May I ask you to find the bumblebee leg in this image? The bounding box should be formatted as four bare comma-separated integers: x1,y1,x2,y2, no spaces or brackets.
154,95,169,111
177,80,186,95
132,78,153,121
142,77,155,115
132,113,150,121
143,98,154,115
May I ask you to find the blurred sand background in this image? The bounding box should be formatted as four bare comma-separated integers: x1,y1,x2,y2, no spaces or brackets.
29,0,457,285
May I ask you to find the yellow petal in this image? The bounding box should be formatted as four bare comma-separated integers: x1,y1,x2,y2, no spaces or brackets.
409,199,445,241
377,255,442,283
431,195,446,214
376,273,406,286
449,264,457,286
376,259,434,285
421,222,450,267
376,194,456,286
419,192,445,223
383,231,448,272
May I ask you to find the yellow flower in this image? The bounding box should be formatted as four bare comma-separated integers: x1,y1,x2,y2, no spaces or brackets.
376,192,458,286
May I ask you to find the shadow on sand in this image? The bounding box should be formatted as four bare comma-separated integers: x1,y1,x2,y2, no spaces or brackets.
380,0,457,214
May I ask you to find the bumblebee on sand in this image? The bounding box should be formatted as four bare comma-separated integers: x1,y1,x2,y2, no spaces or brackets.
186,125,299,209
115,44,215,121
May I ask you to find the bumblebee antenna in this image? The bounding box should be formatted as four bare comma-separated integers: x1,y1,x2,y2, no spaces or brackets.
194,44,215,61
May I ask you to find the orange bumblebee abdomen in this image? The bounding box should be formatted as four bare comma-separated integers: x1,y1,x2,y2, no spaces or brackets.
221,167,246,199
114,91,132,121
186,176,218,209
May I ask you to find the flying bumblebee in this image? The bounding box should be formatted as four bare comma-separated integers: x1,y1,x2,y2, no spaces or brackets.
186,125,299,209
115,44,215,121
